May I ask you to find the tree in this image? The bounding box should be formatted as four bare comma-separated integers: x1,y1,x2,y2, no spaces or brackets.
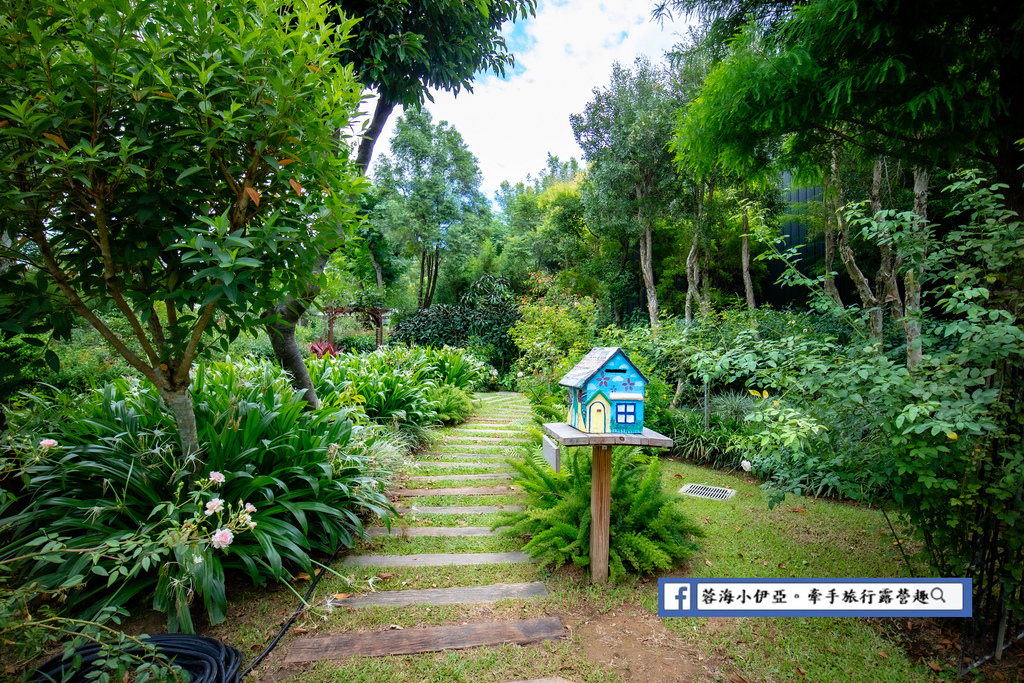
571,57,684,329
263,0,535,405
338,0,536,173
0,0,364,453
373,109,489,310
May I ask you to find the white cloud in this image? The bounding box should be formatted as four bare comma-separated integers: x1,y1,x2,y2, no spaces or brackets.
367,1,691,204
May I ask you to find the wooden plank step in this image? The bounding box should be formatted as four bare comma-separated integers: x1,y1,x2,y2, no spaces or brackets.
448,428,525,435
407,473,511,482
285,617,564,662
414,461,508,469
326,581,547,609
394,486,514,497
364,526,506,538
446,438,532,445
342,551,531,567
397,505,524,514
421,451,513,459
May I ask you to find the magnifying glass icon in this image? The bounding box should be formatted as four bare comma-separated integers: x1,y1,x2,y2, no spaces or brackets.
931,588,946,603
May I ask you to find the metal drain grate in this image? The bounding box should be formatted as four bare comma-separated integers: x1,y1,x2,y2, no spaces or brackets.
679,483,736,501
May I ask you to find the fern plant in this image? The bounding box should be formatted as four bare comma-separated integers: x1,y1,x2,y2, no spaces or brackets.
493,446,704,582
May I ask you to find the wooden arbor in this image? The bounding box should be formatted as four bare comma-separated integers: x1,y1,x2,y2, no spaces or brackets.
323,306,390,349
541,423,673,585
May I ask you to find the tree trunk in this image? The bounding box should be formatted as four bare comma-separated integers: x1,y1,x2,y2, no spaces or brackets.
368,242,384,289
265,303,321,409
356,95,397,175
741,187,756,310
417,249,427,309
637,217,660,329
160,385,200,458
871,158,904,322
424,246,440,309
831,148,882,342
822,150,844,307
265,94,397,406
685,231,701,324
904,166,929,371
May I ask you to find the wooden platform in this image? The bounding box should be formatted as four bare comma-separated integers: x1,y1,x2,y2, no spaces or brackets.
284,617,564,662
541,423,673,448
342,551,531,567
414,461,508,468
327,582,547,608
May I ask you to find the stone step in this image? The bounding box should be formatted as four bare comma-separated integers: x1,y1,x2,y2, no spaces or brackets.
421,452,513,459
364,526,506,538
394,486,515,498
342,551,531,568
414,461,509,469
285,617,564,662
407,473,512,482
326,581,547,609
398,505,524,515
444,437,533,444
447,428,525,435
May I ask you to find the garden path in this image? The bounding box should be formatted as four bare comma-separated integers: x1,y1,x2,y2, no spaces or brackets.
283,392,567,667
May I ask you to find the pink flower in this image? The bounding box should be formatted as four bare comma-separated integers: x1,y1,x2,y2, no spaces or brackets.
205,498,224,515
244,502,257,514
211,528,233,549
39,439,58,450
208,471,225,484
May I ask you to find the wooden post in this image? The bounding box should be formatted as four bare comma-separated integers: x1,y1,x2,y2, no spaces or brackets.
591,443,612,584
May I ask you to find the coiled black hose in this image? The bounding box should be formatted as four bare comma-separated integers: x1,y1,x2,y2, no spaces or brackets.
30,634,242,683
32,538,351,681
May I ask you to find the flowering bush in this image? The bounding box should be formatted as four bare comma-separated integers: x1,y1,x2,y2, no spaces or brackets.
1,358,398,633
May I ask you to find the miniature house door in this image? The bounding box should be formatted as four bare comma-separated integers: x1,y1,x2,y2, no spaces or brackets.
588,403,607,432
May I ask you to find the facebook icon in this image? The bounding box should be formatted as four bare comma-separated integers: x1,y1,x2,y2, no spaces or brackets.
661,580,691,614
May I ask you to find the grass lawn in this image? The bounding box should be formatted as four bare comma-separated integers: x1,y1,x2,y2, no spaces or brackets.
193,448,975,683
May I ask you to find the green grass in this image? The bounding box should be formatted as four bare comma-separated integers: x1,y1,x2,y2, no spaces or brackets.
287,641,616,683
395,512,518,528
191,397,965,683
355,535,524,556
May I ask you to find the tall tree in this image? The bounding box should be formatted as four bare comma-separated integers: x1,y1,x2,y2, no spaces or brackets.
373,110,488,310
339,0,536,173
571,57,683,329
265,0,535,405
0,0,364,452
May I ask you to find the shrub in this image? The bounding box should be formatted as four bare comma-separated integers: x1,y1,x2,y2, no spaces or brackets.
493,447,704,582
428,385,474,425
0,359,397,633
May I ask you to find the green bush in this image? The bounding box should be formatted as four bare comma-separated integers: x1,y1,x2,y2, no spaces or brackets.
0,359,398,634
428,385,474,425
493,447,704,582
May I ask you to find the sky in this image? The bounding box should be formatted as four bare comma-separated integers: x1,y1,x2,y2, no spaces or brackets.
369,1,692,205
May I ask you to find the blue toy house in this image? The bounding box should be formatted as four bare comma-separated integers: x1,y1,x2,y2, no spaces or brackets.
558,347,647,434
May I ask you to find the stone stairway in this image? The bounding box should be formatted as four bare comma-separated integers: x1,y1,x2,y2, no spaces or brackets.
284,392,565,666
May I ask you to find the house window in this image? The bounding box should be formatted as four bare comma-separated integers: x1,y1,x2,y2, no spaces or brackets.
616,403,636,425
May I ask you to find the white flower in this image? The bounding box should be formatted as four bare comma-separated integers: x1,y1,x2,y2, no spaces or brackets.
244,502,257,514
193,555,204,565
740,460,752,472
205,498,224,515
516,371,523,378
208,471,225,484
39,439,58,450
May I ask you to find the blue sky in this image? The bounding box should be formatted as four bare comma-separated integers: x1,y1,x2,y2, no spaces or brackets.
369,1,691,204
